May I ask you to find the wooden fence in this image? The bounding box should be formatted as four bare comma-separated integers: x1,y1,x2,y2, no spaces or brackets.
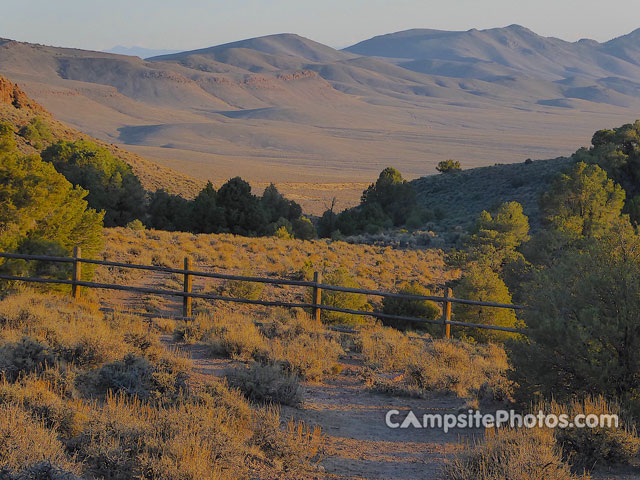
0,248,526,338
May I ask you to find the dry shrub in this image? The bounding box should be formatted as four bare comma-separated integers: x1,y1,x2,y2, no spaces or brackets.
544,396,640,470
261,308,323,339
408,341,511,400
1,462,82,480
0,293,130,369
0,403,80,474
227,362,303,407
357,326,511,401
0,337,57,381
207,314,268,361
355,325,423,370
78,352,190,401
252,406,325,472
152,317,177,333
269,333,343,381
442,427,584,480
101,229,451,300
226,277,265,301
75,393,252,480
0,377,88,439
260,309,343,381
174,315,216,344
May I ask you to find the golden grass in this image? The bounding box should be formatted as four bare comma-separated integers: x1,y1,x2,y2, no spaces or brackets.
97,227,453,320
0,402,81,475
0,291,326,478
443,427,586,480
357,325,511,401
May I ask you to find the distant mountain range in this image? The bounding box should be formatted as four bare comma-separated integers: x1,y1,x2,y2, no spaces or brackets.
0,26,638,185
104,46,181,59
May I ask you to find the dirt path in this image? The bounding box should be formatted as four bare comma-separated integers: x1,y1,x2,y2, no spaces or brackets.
102,269,473,479
177,341,474,480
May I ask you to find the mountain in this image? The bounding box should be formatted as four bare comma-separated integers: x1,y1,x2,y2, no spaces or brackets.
344,25,640,81
104,46,181,59
0,27,638,193
151,33,357,65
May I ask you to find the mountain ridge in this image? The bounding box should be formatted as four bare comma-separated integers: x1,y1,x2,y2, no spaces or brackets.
0,26,638,191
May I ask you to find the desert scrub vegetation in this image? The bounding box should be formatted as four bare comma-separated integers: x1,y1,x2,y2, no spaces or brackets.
0,291,326,478
176,308,343,383
443,397,640,478
543,396,640,470
356,325,511,402
441,427,585,480
0,403,82,476
381,281,441,333
227,362,303,407
97,227,452,317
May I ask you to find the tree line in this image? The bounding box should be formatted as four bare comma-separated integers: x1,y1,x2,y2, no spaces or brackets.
39,136,315,239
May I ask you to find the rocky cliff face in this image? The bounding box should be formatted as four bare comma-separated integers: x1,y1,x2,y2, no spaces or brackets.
0,75,44,111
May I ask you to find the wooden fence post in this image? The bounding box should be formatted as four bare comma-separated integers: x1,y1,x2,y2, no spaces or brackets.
183,257,192,318
72,246,81,300
312,271,322,323
441,287,452,339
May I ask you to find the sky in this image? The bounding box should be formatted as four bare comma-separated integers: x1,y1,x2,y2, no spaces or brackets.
1,0,639,52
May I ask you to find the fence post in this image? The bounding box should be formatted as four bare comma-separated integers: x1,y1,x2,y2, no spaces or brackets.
441,287,452,339
183,257,192,318
312,271,322,323
72,246,82,300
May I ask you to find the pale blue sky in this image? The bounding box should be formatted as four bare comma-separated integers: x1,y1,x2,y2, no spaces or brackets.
2,0,639,52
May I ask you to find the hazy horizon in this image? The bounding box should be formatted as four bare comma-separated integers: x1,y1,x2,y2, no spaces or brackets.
1,0,639,53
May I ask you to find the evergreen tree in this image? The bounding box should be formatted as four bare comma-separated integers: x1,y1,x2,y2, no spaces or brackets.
0,124,103,276
217,177,268,236
540,162,625,239
453,263,521,343
147,190,191,231
42,140,146,227
466,201,530,272
510,219,640,409
190,181,226,234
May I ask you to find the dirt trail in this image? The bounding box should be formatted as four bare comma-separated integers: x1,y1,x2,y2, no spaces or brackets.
100,270,473,479
179,342,474,480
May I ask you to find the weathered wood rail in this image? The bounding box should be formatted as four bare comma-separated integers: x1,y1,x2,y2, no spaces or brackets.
0,249,526,338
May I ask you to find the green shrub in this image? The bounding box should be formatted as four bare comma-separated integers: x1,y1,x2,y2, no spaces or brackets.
453,263,521,342
318,268,369,325
227,362,303,406
436,159,462,174
226,277,265,301
0,137,104,263
125,219,145,231
292,216,316,240
18,117,53,149
381,282,440,333
510,222,640,407
41,140,146,227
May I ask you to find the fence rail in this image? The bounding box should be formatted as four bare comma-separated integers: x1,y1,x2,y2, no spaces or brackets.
0,250,526,337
